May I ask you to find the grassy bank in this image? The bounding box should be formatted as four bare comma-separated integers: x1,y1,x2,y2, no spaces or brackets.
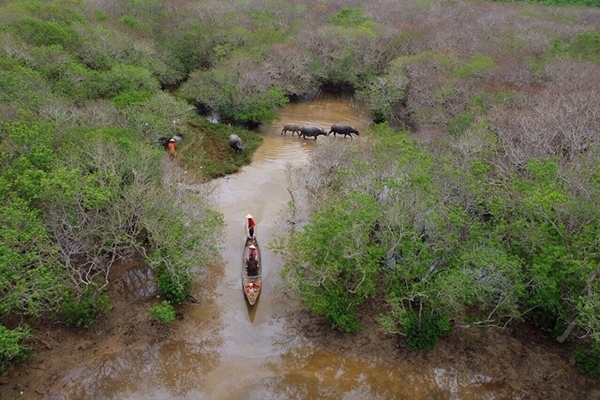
178,116,263,179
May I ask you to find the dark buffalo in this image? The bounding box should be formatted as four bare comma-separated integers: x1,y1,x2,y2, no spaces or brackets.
328,124,359,139
229,134,244,153
299,126,327,140
281,123,302,136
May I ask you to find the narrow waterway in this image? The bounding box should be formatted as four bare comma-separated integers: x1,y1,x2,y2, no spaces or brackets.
49,93,518,400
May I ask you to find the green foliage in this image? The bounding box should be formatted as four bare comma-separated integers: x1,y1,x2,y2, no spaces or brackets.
0,198,65,317
330,8,377,32
0,324,31,373
404,313,452,350
466,93,492,114
0,65,55,110
500,159,578,331
244,10,292,47
43,59,162,102
120,15,144,29
568,33,600,62
279,193,384,332
150,301,176,324
453,55,497,78
122,0,168,33
179,116,262,178
8,17,81,51
549,33,600,62
313,285,362,333
51,61,101,102
17,0,84,25
97,64,161,99
233,86,289,125
356,58,409,123
139,177,223,305
0,121,69,318
180,65,288,126
111,91,154,109
155,264,192,304
74,23,185,84
573,345,600,375
160,22,214,74
447,113,474,136
490,0,599,6
58,288,112,328
312,25,380,87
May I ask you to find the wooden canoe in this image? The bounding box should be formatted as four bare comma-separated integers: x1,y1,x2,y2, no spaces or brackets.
242,236,262,305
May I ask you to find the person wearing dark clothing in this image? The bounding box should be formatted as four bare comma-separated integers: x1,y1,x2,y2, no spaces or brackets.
246,214,256,239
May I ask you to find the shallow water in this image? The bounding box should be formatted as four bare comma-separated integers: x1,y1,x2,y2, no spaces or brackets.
48,93,518,400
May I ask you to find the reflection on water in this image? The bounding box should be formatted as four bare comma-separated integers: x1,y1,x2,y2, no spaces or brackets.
46,93,520,400
122,265,156,300
52,338,221,399
261,347,517,400
245,293,260,323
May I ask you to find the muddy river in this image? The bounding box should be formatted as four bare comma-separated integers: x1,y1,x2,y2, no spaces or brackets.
49,93,517,399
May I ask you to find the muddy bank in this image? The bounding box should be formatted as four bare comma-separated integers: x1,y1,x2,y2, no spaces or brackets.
3,271,599,400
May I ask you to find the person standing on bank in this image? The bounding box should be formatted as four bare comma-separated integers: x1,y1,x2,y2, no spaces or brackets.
167,138,176,158
246,214,256,239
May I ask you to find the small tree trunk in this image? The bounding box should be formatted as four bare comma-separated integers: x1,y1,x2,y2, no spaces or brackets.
557,319,577,343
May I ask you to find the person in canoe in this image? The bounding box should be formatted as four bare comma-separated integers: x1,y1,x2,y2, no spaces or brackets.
246,213,256,239
245,281,261,291
246,244,259,276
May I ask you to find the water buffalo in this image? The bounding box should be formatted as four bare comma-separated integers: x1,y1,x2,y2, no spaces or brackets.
229,134,244,153
328,124,360,139
299,126,327,140
281,123,302,136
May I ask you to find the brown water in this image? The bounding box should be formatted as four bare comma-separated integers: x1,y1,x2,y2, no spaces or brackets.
48,93,515,400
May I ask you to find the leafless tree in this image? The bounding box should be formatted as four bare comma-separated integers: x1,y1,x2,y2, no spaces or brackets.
490,58,600,168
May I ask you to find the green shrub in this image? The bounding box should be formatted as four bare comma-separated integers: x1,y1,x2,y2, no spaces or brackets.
0,324,31,373
9,18,81,51
18,0,84,25
150,301,176,324
310,285,362,333
569,33,600,62
491,0,599,6
58,288,112,328
111,91,153,109
447,113,473,136
231,86,289,126
454,55,497,78
161,23,214,74
52,62,102,102
120,15,143,29
155,264,192,304
330,8,373,28
0,66,55,110
279,193,384,333
404,313,452,350
573,346,600,375
91,64,160,100
357,73,408,123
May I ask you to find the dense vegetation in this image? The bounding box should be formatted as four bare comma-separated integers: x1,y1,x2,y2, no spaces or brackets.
493,0,599,6
0,0,598,375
